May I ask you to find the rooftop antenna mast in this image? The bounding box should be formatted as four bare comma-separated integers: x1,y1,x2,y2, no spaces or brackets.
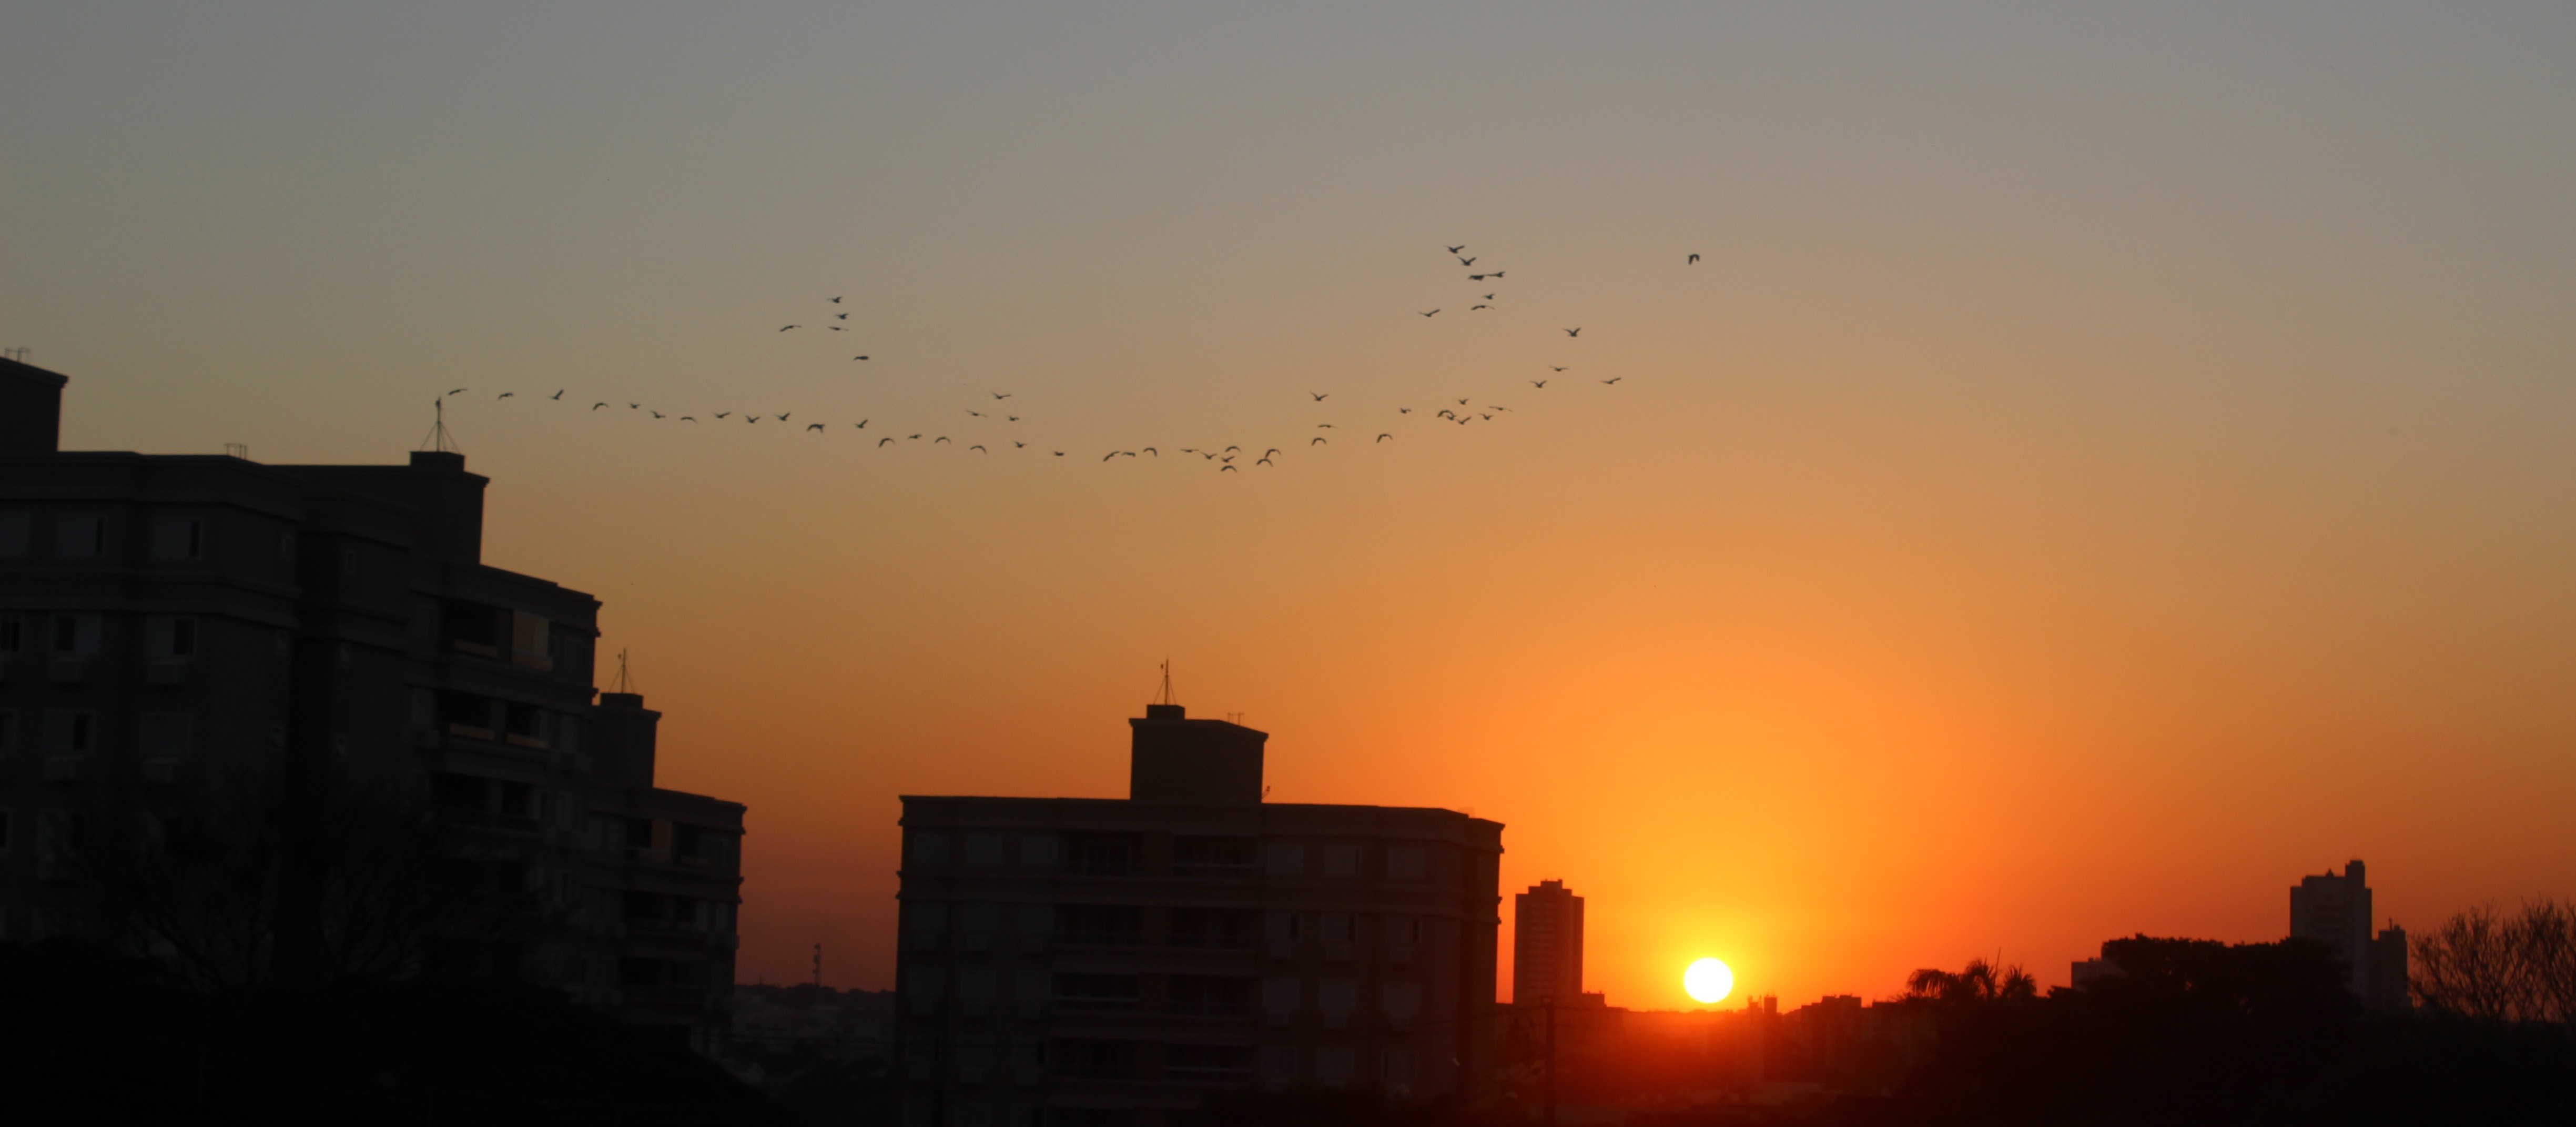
610,648,637,695
417,396,463,454
1154,660,1176,707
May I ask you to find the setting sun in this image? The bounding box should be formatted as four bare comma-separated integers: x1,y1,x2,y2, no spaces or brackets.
1684,958,1735,1004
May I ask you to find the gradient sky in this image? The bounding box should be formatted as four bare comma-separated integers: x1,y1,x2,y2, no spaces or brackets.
7,2,2573,1009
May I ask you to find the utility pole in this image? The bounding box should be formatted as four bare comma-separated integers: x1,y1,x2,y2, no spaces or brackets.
1544,994,1557,1125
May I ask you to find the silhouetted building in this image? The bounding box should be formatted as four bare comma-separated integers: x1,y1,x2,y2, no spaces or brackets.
1513,879,1584,1007
894,701,1504,1126
2289,859,2409,1010
0,358,744,1041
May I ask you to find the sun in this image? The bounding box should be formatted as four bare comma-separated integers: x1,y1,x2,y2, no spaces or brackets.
1684,957,1734,1004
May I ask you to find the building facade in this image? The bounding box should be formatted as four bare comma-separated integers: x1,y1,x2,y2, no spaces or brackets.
2288,859,2408,1011
895,703,1504,1126
0,359,744,1040
1512,879,1584,1006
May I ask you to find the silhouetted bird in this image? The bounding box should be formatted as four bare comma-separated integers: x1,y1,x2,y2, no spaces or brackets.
1421,309,1439,317
1457,398,1470,405
1221,464,1238,472
1601,377,1622,385
1006,415,1019,422
970,445,987,452
448,388,467,396
1102,451,1118,461
908,434,921,440
854,356,869,361
1437,410,1455,419
1053,451,1064,457
936,436,951,444
1484,294,1495,300
1377,433,1392,442
628,403,640,409
1469,274,1491,280
716,412,732,419
1447,245,1466,254
1015,441,1026,448
651,411,665,419
1398,407,1412,414
855,420,867,428
1311,392,1329,401
593,402,608,410
682,416,697,422
1565,327,1580,337
1224,446,1241,454
992,392,1012,400
1688,253,1700,264
1311,437,1327,445
748,416,762,423
829,326,845,331
778,412,791,421
1263,449,1281,458
1317,424,1333,429
1256,457,1272,466
551,390,564,400
1458,256,1476,266
829,296,842,303
1471,305,1489,310
1142,447,1157,456
968,410,985,417
835,313,848,320
807,423,825,431
498,392,514,399
1550,366,1568,372
879,437,894,447
779,325,798,331
1532,380,1548,388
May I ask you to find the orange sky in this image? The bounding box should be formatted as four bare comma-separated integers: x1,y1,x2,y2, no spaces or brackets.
10,3,2575,1008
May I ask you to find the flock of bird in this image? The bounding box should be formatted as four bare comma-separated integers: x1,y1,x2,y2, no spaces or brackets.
439,245,1699,472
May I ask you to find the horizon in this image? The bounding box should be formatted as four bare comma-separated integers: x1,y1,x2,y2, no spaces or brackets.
7,2,2573,1014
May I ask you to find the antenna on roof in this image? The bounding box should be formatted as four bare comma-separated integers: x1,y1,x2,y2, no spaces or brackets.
418,396,463,454
1154,660,1177,707
610,648,637,695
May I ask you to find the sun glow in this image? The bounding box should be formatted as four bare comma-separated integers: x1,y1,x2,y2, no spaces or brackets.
1684,958,1735,1004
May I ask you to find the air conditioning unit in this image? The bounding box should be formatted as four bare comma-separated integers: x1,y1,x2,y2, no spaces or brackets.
142,758,182,785
146,661,187,686
42,755,82,782
50,658,87,684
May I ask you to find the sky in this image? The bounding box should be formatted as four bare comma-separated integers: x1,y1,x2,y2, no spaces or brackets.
6,1,2573,1009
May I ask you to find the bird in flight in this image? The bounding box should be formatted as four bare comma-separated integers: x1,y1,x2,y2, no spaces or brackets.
651,411,665,419
879,437,895,447
829,326,845,331
1398,407,1411,414
1436,409,1455,420
1376,433,1393,442
806,423,825,432
1446,245,1466,254
498,392,515,400
1311,436,1327,446
1532,380,1548,388
778,412,792,422
1565,327,1581,337
1468,274,1490,280
447,388,467,396
970,445,987,453
1311,392,1329,401
1224,446,1241,454
1483,293,1496,300
1264,448,1281,458
1601,377,1622,385
853,356,869,361
1688,253,1700,265
834,313,848,320
936,436,951,444
1457,398,1470,405
968,410,985,418
628,402,640,409
1458,256,1476,266
1550,366,1568,372
715,412,732,419
1052,451,1065,457
1221,464,1238,472
1014,441,1026,448
592,402,608,410
1142,447,1158,457
550,390,565,400
1317,423,1333,429
991,392,1012,400
829,296,843,304
778,325,798,332
1256,456,1272,466
855,419,868,428
748,416,762,423
1420,309,1439,317
1006,415,1019,422
1471,305,1489,311
682,416,697,422
908,434,922,440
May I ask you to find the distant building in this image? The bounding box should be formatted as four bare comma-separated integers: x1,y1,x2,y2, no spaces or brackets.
2068,955,2122,991
894,701,1504,1126
1513,879,1584,1007
0,359,745,1042
2288,859,2409,1010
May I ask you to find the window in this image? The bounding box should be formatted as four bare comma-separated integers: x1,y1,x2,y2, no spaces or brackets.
963,832,1006,867
145,617,197,660
903,830,950,868
1165,1043,1255,1080
1051,964,1143,1011
50,614,101,655
961,902,998,950
907,902,948,950
1019,832,1058,869
1174,836,1256,877
149,517,203,561
1170,908,1257,950
906,967,943,1015
1050,1039,1137,1081
1387,846,1428,880
1016,903,1052,951
54,515,104,558
0,613,21,653
1317,979,1358,1027
1265,841,1306,876
1262,977,1301,1018
509,611,551,670
1057,904,1142,947
1382,981,1423,1027
1168,976,1256,1017
0,513,27,557
139,713,192,759
43,711,95,754
1062,832,1141,876
1323,843,1360,877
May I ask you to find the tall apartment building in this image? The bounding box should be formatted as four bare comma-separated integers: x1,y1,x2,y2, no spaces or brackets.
2289,859,2409,1011
1512,879,1583,1006
895,702,1505,1126
0,358,744,1041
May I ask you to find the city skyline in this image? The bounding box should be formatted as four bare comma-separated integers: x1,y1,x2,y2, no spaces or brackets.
7,2,2574,1014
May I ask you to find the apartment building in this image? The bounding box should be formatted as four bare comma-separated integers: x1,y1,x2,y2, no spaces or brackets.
895,702,1505,1126
1512,879,1584,1006
0,358,743,1041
